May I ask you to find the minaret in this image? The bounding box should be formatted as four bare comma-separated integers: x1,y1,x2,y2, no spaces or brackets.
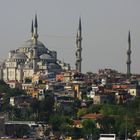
33,14,38,73
75,18,82,73
34,14,38,45
126,30,131,79
31,20,34,39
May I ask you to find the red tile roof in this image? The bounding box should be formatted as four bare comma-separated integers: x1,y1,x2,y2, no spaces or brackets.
81,113,103,120
73,120,82,126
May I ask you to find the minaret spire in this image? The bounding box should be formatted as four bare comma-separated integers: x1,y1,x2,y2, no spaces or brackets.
35,14,38,28
34,14,38,45
79,17,82,31
75,18,82,73
128,30,131,44
33,14,38,73
127,30,132,79
31,20,34,39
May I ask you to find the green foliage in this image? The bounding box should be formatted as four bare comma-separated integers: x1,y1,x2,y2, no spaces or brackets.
69,99,81,118
98,102,137,137
117,116,136,138
98,116,115,133
127,97,140,114
82,119,100,139
0,80,10,93
50,114,62,131
1,78,140,139
37,95,54,122
82,119,96,135
0,80,7,85
100,104,126,116
77,108,87,118
100,104,115,115
87,105,101,114
2,88,27,106
72,127,83,139
7,106,33,121
39,95,54,113
136,137,140,140
0,85,27,112
30,95,55,122
49,114,72,132
81,91,88,100
14,124,30,138
8,88,26,96
30,98,40,113
2,94,55,122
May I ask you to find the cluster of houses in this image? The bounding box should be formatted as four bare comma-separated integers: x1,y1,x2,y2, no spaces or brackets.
4,68,140,110
1,68,140,138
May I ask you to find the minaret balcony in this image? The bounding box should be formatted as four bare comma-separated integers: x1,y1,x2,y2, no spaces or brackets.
76,58,82,62
77,48,82,51
127,50,131,54
126,61,131,64
77,38,82,41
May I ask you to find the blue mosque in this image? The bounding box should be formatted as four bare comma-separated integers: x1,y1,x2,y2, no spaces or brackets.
0,15,70,82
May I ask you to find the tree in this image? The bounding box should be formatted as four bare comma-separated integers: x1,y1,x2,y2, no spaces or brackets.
98,116,115,133
2,88,27,106
87,105,101,114
14,124,30,138
82,119,95,134
71,99,81,119
8,88,27,97
39,95,54,113
30,95,55,122
50,114,72,133
0,80,10,93
99,104,126,116
82,119,99,139
30,98,40,113
77,108,87,118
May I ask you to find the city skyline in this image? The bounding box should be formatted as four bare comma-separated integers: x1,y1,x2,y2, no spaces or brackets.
0,0,140,73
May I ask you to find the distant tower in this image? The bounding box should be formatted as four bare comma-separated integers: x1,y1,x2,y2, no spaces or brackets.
34,14,38,44
75,18,82,73
33,14,38,73
126,30,131,79
31,20,34,39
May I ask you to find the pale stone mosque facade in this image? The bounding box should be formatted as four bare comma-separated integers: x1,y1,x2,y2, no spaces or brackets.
0,15,70,83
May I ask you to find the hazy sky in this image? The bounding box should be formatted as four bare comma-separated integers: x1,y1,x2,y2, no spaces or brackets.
0,0,140,73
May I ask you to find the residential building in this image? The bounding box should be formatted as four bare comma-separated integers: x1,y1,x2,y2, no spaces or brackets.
128,84,140,96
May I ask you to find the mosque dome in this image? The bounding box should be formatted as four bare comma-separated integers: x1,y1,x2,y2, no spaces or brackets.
20,15,48,55
21,39,48,55
48,63,61,69
40,53,56,63
40,53,53,60
13,52,27,60
23,39,45,48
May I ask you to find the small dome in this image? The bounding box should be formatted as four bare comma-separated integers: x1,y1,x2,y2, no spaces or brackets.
13,52,27,60
48,63,61,69
40,53,53,60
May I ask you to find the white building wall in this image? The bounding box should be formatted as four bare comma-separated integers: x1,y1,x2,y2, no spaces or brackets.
8,68,16,81
23,69,34,78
